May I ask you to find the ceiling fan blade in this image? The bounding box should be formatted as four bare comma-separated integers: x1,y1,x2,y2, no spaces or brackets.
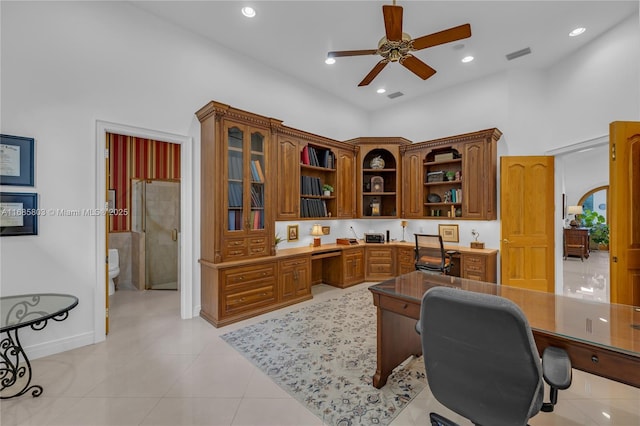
383,5,403,42
400,55,436,80
358,60,389,87
411,23,471,51
328,49,378,58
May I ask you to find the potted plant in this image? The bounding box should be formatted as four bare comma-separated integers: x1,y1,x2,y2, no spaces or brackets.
580,209,608,250
274,233,283,251
590,223,610,251
322,184,334,197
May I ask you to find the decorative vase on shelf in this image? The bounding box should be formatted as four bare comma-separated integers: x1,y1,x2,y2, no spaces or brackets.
370,156,385,169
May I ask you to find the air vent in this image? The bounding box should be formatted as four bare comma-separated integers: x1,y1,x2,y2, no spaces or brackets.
506,47,532,61
387,91,404,99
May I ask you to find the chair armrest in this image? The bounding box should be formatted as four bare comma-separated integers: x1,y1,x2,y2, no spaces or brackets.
415,321,422,335
542,346,572,389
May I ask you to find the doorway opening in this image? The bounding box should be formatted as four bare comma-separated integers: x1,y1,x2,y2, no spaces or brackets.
95,120,193,343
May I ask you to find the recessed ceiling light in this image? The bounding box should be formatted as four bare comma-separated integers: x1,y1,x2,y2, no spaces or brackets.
325,57,336,65
376,88,386,94
569,27,586,37
241,7,256,18
461,56,474,63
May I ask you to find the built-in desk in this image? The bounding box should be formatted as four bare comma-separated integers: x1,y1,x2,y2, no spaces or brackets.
200,242,498,326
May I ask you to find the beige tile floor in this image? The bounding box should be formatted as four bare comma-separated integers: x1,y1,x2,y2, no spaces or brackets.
2,254,639,426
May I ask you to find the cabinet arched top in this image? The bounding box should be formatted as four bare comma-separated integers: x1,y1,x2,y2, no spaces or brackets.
363,148,397,169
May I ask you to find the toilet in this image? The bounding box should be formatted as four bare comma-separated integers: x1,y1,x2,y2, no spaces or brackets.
108,249,120,296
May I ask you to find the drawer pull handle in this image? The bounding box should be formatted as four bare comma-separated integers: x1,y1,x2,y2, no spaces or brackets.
403,304,408,309
240,297,245,302
591,355,599,364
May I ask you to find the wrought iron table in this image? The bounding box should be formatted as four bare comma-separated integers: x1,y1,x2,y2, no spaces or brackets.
1,293,78,399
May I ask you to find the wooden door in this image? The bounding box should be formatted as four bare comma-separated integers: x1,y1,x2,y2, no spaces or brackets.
609,121,640,306
500,156,555,292
402,150,424,218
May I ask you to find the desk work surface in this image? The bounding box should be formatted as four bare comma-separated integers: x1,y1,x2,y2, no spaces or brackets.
370,271,640,359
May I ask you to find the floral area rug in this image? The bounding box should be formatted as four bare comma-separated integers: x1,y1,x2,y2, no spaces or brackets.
220,287,426,426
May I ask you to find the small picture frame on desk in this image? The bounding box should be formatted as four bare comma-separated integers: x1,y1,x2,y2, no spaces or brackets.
0,135,35,186
439,224,459,243
1,192,39,236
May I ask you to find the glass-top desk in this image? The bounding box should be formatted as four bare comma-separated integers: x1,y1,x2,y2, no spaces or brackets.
1,293,78,399
369,271,640,389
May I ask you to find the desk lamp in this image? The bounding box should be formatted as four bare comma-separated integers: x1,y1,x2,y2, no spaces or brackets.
401,220,408,242
567,205,583,228
311,224,323,247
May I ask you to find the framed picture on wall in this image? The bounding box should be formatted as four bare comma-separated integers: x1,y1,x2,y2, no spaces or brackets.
438,224,459,243
0,192,39,236
287,224,299,242
0,134,35,186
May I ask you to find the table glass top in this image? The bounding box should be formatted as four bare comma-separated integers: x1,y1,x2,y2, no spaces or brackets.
369,271,640,357
1,293,78,332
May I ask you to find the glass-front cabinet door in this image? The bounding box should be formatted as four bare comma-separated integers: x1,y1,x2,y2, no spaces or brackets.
224,122,267,234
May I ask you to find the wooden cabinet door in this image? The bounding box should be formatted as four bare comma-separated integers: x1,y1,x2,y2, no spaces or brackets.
279,256,311,300
344,248,365,284
403,150,424,218
275,136,299,220
462,140,487,219
500,156,554,292
336,149,355,218
609,121,640,306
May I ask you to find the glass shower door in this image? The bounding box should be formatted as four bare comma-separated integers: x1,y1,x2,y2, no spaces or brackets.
144,180,180,290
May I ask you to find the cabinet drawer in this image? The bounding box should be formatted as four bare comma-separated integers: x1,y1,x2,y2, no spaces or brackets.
223,238,247,259
463,255,486,273
369,263,393,274
378,296,420,319
280,256,309,269
224,285,275,315
368,248,393,258
398,248,414,262
223,264,276,291
248,237,267,256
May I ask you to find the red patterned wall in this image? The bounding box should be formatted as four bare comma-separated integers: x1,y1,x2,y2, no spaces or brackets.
108,133,181,231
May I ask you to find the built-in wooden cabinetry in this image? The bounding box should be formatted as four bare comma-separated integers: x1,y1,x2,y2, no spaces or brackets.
279,255,312,300
275,127,357,220
348,138,410,218
397,246,415,275
197,101,502,327
365,246,395,281
197,101,281,264
401,128,502,220
323,247,365,288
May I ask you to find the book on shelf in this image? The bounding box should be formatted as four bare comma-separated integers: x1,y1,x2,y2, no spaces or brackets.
300,198,328,218
228,182,243,207
301,144,335,169
252,159,265,183
301,145,310,165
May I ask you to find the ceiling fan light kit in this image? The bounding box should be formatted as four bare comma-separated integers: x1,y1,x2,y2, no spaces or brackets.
327,2,471,87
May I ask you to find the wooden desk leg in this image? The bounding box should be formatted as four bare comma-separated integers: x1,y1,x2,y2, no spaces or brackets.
372,307,423,388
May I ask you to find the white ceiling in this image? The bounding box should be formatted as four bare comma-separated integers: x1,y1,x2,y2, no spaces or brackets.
132,1,639,112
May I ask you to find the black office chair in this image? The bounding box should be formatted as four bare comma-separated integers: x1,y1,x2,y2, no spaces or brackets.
414,234,455,274
417,287,572,426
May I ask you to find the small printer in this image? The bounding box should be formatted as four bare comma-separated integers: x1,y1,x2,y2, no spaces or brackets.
364,233,385,243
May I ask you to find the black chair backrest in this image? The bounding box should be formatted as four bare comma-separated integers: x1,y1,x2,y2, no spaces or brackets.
415,234,447,271
420,286,543,426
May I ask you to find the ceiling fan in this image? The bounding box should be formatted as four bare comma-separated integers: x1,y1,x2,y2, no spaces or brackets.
327,1,471,87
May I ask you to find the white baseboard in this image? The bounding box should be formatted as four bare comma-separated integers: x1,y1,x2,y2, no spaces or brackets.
192,304,201,318
26,331,95,360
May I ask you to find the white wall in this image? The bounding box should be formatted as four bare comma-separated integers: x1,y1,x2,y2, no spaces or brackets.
1,2,638,357
0,1,368,357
